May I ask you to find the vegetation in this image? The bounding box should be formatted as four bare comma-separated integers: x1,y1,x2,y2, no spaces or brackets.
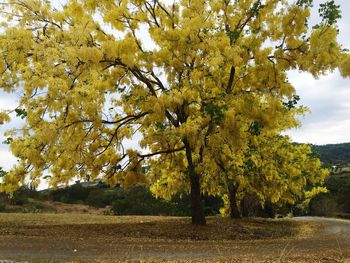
309,173,350,216
305,143,350,217
311,143,350,166
0,167,6,178
1,138,350,218
0,183,223,216
0,0,349,225
202,134,328,219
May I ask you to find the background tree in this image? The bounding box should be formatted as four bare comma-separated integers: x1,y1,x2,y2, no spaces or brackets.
193,93,327,218
0,0,349,225
221,135,328,218
0,167,7,178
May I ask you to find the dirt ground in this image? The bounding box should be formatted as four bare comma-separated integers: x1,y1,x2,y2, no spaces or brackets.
0,213,349,262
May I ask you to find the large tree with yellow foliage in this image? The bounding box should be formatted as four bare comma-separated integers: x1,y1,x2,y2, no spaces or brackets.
0,0,349,224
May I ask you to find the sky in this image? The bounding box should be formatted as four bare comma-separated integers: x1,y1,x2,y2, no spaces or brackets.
0,0,349,171
286,0,350,144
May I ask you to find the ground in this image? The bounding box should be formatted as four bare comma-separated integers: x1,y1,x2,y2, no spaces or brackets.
0,213,349,262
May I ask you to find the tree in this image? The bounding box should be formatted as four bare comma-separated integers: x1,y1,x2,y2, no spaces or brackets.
212,134,328,218
194,93,327,218
0,0,349,224
0,167,7,178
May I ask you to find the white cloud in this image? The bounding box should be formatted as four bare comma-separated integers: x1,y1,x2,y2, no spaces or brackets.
0,91,18,110
288,118,350,145
0,149,17,170
0,90,19,170
284,0,350,144
286,68,350,144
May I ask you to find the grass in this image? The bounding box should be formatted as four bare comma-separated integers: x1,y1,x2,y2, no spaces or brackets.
0,213,348,262
0,213,302,241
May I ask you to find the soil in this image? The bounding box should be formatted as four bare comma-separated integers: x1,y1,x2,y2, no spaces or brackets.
0,213,349,262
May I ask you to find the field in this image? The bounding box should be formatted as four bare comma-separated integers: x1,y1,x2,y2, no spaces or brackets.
0,213,349,262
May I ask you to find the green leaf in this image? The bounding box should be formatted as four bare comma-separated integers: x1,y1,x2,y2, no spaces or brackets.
248,121,263,136
251,1,265,17
156,122,166,130
228,31,240,41
0,167,6,177
14,108,27,119
283,95,300,110
318,0,341,26
2,137,13,145
205,103,225,124
296,0,313,8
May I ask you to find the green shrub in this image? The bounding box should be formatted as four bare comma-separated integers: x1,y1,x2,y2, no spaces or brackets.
86,188,109,208
35,190,51,201
96,181,110,189
308,173,350,216
309,192,339,216
325,174,350,213
111,185,222,216
169,193,192,216
0,181,223,216
0,200,6,212
50,183,91,204
10,186,35,205
111,185,172,215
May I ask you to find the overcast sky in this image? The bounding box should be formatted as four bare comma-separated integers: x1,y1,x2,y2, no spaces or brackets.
0,0,349,171
286,0,350,145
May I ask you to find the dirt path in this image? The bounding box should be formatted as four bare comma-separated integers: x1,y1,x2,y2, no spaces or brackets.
0,214,349,262
294,216,350,238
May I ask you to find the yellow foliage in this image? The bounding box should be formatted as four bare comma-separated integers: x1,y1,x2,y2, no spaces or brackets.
0,0,345,202
0,112,10,125
339,53,350,77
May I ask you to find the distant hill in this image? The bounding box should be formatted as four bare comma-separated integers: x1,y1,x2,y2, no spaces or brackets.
311,143,350,166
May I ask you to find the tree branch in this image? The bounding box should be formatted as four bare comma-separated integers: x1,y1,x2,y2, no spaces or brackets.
138,145,185,158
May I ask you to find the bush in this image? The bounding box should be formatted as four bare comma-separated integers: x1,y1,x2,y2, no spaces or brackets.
86,188,109,208
309,192,339,216
111,185,222,216
10,186,37,205
308,173,350,216
111,185,175,215
170,193,222,216
0,181,223,216
169,193,192,216
0,200,6,212
326,174,350,213
50,183,91,204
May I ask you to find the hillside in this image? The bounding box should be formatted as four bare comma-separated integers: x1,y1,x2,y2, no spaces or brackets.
310,143,350,165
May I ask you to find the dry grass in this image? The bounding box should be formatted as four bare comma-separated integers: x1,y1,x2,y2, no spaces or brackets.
0,213,304,241
0,213,349,262
4,199,110,215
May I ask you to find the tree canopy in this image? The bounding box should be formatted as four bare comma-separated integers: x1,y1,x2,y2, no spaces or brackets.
0,0,349,224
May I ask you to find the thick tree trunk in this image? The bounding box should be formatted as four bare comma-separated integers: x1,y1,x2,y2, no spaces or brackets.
190,173,206,225
183,138,206,225
228,183,241,219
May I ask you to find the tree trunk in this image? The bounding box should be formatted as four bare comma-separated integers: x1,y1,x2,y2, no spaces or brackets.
240,196,247,217
190,173,206,225
228,183,241,219
183,138,206,225
264,201,275,218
